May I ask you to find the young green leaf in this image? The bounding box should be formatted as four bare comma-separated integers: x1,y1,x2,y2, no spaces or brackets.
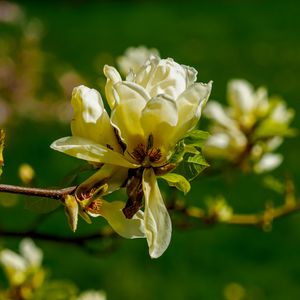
184,129,210,147
175,152,209,181
169,140,185,164
159,173,191,194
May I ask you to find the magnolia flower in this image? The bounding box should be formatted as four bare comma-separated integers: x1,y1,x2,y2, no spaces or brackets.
117,46,160,75
204,79,294,173
0,239,43,286
51,56,212,258
77,290,106,300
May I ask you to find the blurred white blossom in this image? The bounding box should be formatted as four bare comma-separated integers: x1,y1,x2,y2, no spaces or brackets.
77,290,106,300
117,46,160,75
0,238,44,287
204,79,295,173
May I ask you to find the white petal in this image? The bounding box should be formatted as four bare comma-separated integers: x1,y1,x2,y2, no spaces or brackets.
140,95,178,160
173,81,212,141
266,136,283,151
142,168,172,258
204,130,247,161
78,290,106,300
204,100,237,130
205,132,231,149
51,136,138,168
227,79,256,113
254,153,283,173
20,238,43,268
110,81,149,153
0,249,27,285
134,57,196,99
103,65,122,109
270,102,294,124
71,85,120,151
117,46,160,75
0,249,27,272
101,200,145,239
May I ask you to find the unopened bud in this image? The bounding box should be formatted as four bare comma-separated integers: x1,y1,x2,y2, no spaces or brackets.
18,163,35,185
64,195,79,232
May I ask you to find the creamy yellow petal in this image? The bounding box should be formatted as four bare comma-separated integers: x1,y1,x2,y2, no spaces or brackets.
134,57,197,99
71,85,120,151
227,79,256,114
172,81,212,143
50,136,138,168
101,200,145,239
117,46,160,75
77,164,128,199
103,65,122,109
142,168,172,258
204,100,238,131
140,95,178,161
110,81,149,153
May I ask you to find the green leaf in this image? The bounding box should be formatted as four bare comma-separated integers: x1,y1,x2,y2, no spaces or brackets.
24,196,61,214
0,129,5,177
169,140,185,164
159,173,191,194
184,129,210,147
175,151,209,181
187,152,210,166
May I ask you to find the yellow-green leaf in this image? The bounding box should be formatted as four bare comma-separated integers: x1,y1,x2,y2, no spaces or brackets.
159,173,191,194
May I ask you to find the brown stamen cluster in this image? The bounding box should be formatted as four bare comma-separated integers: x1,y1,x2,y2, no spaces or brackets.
131,143,162,166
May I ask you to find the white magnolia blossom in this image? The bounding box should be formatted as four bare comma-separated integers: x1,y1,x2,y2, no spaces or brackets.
204,79,294,173
117,46,160,75
51,56,212,258
253,153,283,174
77,290,106,300
0,238,43,286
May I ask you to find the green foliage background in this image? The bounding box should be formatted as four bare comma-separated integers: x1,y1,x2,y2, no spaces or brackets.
1,0,300,299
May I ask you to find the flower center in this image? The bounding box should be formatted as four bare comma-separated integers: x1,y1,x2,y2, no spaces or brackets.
130,134,162,167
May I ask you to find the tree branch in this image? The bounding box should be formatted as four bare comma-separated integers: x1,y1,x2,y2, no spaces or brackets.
0,184,76,200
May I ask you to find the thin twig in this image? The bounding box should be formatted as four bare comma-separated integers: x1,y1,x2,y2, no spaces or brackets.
0,228,117,248
0,184,76,200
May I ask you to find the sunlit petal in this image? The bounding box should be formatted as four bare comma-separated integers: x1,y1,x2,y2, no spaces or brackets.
50,136,138,168
103,65,122,109
143,168,172,258
110,81,149,152
135,57,197,99
204,100,237,130
227,79,256,114
140,95,178,160
101,200,145,239
70,85,120,151
173,81,212,141
254,153,283,173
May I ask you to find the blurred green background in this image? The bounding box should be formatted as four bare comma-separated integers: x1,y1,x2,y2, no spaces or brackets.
1,0,300,299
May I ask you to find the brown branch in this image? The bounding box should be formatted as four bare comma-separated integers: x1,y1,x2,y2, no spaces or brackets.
0,228,118,256
0,184,76,200
171,200,300,229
